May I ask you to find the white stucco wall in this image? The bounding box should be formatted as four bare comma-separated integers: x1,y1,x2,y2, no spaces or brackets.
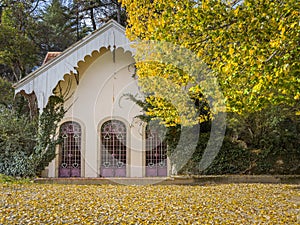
47,48,145,178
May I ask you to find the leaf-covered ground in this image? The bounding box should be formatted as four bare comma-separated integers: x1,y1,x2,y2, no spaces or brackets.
1,183,299,224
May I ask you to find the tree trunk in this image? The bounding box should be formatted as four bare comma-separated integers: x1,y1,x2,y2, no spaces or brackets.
20,91,39,119
90,7,97,30
116,2,121,24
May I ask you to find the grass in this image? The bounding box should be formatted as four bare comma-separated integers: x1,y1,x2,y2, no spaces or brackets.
0,174,32,184
1,182,299,224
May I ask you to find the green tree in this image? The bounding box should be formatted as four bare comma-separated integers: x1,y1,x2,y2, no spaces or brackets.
0,77,13,107
34,0,77,55
122,0,300,174
70,0,127,31
122,0,300,120
0,24,38,81
0,0,40,81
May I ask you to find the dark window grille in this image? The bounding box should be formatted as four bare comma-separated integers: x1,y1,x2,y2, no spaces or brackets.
101,120,126,168
59,122,81,177
146,126,167,168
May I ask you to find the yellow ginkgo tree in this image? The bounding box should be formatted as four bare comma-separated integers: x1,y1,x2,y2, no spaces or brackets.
122,0,300,124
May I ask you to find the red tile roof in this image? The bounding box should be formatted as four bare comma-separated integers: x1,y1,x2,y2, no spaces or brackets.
42,52,62,65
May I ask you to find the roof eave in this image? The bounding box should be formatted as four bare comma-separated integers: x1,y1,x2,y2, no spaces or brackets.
13,20,127,89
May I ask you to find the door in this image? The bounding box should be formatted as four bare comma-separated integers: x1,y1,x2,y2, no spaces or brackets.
145,125,167,177
100,120,127,177
59,122,81,177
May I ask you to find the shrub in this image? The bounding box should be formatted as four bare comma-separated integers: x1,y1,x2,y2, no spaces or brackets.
0,107,37,177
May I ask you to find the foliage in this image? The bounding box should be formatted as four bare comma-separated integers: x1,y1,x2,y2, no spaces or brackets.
228,106,300,149
0,78,35,178
179,105,300,175
128,94,190,175
0,93,65,177
227,105,300,174
0,173,31,184
69,0,127,29
180,134,252,175
131,40,217,127
122,0,300,120
0,0,41,81
0,0,126,82
0,70,67,177
32,95,66,175
1,183,299,223
122,0,300,174
0,23,38,81
0,107,37,177
0,77,13,107
35,0,78,54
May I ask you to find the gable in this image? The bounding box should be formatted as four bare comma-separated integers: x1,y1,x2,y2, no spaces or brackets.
13,20,134,111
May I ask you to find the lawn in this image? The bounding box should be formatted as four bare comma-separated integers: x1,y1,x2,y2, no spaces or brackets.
1,183,299,224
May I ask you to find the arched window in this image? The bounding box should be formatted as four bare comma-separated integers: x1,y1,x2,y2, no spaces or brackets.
59,122,81,177
100,120,126,177
145,125,167,176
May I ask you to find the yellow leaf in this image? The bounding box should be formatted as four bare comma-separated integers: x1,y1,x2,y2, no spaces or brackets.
229,47,234,56
253,83,262,92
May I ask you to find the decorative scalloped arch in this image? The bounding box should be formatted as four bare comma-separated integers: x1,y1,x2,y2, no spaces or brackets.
14,20,134,112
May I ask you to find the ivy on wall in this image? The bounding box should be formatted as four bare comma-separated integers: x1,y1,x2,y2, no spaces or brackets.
32,95,66,176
